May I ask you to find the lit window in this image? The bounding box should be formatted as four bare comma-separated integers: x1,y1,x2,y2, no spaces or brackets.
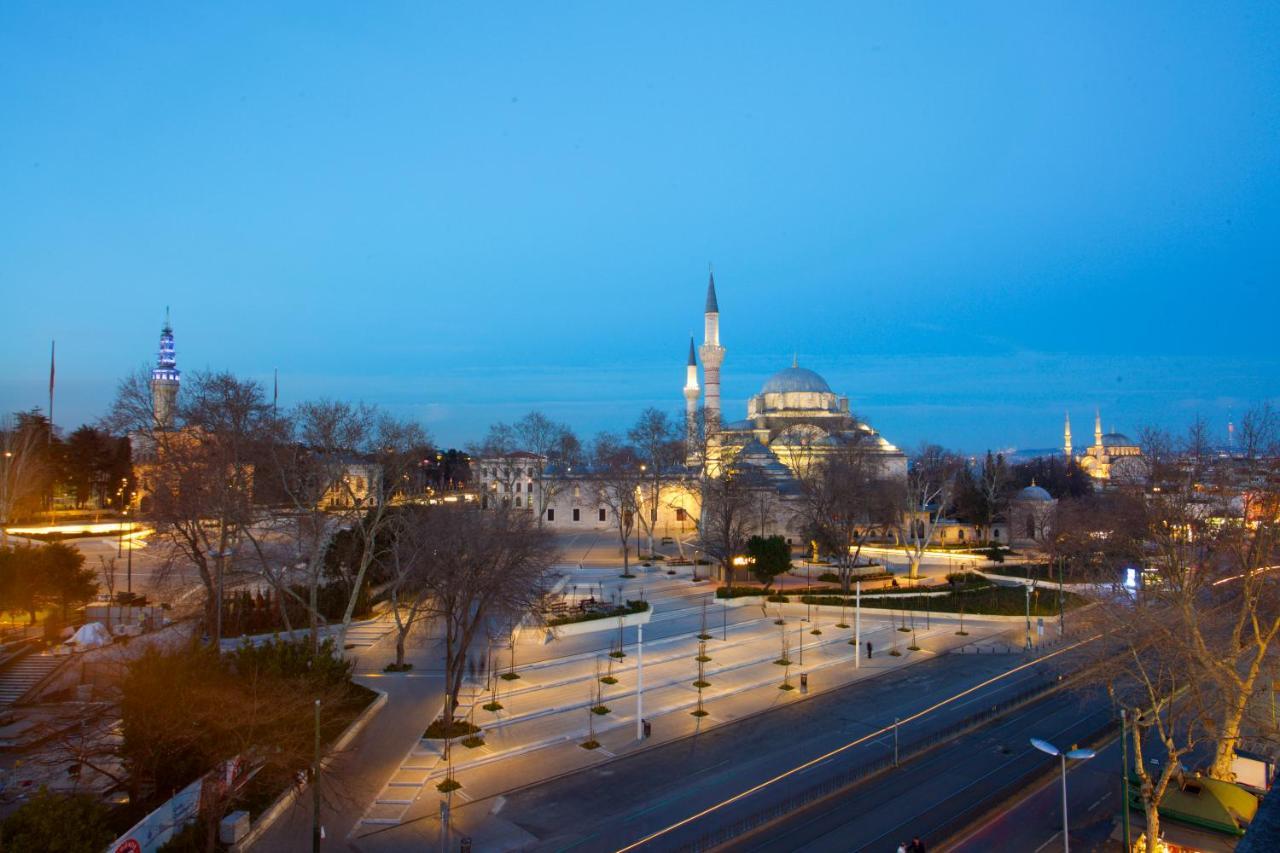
676,507,686,521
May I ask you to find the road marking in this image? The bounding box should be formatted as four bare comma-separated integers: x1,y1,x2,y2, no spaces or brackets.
1035,832,1061,852
614,633,1102,852
1088,795,1106,812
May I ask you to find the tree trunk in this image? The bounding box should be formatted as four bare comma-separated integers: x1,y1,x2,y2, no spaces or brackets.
1209,691,1249,781
908,555,921,580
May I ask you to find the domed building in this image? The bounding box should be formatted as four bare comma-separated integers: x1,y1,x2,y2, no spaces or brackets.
1064,410,1146,484
685,274,906,484
1009,482,1057,546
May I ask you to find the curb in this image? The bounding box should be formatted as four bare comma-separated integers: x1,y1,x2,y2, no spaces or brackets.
237,688,389,851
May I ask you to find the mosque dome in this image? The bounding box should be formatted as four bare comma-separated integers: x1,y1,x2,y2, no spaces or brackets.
1101,432,1134,447
1015,484,1054,503
761,366,831,395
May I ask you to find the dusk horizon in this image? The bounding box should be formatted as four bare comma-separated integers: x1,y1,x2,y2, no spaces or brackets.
4,3,1278,453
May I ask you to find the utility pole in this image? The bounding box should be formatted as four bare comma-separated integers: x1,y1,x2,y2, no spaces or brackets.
635,623,645,740
854,581,861,670
1024,582,1032,651
1121,709,1132,851
1058,556,1065,636
312,699,322,852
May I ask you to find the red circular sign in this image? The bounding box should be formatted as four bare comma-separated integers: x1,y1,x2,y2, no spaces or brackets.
115,840,142,853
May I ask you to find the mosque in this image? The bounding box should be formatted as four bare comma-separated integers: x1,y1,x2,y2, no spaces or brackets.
1063,410,1146,484
684,273,906,482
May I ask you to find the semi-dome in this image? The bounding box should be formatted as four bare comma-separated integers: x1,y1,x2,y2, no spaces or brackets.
1015,484,1054,502
761,366,831,395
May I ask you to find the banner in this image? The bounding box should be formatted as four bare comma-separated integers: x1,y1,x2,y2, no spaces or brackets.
107,778,202,853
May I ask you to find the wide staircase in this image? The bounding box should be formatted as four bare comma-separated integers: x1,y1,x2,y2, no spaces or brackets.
0,654,63,706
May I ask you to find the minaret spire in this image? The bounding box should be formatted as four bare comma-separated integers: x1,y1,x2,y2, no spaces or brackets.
683,336,701,464
1094,408,1103,448
699,267,725,440
1064,411,1073,458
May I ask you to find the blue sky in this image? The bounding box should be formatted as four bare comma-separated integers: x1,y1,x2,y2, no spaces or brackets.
2,3,1277,452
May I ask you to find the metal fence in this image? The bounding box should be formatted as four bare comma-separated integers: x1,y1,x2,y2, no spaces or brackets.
680,679,1065,852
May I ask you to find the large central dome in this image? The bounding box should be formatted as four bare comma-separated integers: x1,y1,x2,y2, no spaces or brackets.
761,366,831,395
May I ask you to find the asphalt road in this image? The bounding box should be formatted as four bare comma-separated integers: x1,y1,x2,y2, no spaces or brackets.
948,733,1124,853
733,684,1116,852
454,647,1090,852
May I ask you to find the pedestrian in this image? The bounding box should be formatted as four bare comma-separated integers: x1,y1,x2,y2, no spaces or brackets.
896,842,907,853
866,641,873,659
909,837,926,853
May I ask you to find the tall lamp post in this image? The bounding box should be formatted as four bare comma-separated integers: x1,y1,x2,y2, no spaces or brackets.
1030,737,1096,853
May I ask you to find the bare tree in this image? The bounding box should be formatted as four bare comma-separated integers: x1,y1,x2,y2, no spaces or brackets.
417,504,558,727
380,507,436,670
792,431,895,593
590,433,644,576
889,444,963,579
105,369,267,634
628,408,685,556
247,400,430,653
514,411,579,524
699,461,767,585
0,413,52,543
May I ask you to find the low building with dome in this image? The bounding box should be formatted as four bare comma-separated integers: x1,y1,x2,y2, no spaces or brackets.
1008,482,1058,546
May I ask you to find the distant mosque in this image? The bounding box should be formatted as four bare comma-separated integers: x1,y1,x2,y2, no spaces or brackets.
1063,410,1146,484
685,271,907,483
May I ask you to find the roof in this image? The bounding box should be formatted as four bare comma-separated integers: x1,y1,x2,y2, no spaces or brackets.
1102,432,1135,447
705,271,719,313
687,337,697,367
1015,484,1054,502
761,366,832,395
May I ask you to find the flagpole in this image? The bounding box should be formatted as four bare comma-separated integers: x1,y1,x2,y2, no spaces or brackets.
48,340,55,444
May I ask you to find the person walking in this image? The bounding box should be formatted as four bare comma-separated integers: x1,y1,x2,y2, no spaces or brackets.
866,640,873,659
908,837,926,853
896,843,907,853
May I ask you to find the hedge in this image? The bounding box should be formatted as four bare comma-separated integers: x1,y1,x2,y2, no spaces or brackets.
547,599,649,627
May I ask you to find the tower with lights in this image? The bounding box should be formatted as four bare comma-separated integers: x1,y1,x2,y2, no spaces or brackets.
150,308,180,430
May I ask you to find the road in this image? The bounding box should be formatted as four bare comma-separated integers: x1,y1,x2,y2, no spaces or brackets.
949,733,1124,853
733,683,1115,852
360,646,1091,852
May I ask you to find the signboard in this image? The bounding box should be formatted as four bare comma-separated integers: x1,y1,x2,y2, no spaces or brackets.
107,778,202,853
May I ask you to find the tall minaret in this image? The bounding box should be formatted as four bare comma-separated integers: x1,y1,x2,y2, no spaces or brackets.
150,308,180,430
1094,408,1103,448
698,269,725,436
683,337,700,463
1063,411,1073,458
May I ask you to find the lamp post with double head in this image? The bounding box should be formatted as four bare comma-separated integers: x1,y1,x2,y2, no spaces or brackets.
1030,737,1096,853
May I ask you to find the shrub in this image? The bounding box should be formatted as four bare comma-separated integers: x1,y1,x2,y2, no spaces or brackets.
423,719,481,739
0,788,114,853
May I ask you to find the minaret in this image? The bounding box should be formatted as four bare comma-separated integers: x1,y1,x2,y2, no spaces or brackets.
683,337,700,464
150,308,180,430
698,269,725,436
1063,411,1073,458
1094,408,1103,448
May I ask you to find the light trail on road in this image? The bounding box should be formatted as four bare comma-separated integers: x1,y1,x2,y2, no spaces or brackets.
613,633,1103,852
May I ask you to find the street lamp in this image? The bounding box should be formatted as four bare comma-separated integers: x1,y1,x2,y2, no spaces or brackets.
1030,737,1096,853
